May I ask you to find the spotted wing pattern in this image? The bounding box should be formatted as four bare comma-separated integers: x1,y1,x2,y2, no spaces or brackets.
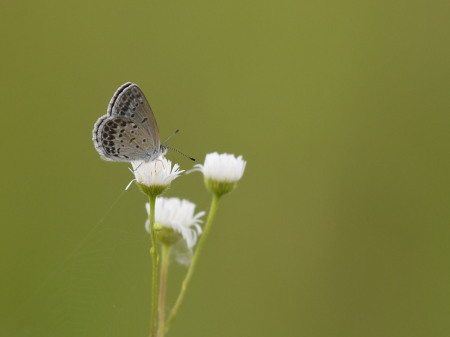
93,83,163,162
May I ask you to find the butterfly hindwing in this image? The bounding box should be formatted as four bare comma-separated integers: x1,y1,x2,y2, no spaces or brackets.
93,115,156,161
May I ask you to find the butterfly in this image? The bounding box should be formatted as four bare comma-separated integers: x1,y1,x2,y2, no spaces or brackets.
93,82,167,162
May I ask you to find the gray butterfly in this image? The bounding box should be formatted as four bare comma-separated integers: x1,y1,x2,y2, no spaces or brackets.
93,82,167,162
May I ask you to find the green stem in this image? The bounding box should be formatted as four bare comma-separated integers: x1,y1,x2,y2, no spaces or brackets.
165,193,221,331
149,195,159,337
157,244,171,337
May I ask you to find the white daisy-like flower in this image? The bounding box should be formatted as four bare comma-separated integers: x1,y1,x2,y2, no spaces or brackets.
195,152,246,182
193,152,246,195
145,197,205,249
130,157,184,195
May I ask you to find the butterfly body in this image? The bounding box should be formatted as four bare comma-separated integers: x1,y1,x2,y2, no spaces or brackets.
93,82,167,162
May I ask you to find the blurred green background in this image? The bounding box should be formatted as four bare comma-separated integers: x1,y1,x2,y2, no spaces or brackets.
1,0,449,336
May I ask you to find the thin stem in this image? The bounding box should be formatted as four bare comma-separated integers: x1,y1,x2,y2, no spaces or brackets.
165,193,221,331
149,195,159,337
157,244,171,337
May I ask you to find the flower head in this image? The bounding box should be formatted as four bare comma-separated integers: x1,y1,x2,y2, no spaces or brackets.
145,197,205,249
193,152,246,196
131,157,184,196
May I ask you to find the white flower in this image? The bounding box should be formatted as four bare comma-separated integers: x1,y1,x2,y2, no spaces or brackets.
145,197,205,249
192,152,246,195
130,157,184,192
194,152,246,183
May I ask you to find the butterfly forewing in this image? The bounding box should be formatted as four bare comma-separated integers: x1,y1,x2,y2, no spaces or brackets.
109,83,160,147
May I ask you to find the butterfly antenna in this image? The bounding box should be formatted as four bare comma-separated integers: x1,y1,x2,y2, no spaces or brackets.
162,129,195,161
166,145,196,161
162,129,180,144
